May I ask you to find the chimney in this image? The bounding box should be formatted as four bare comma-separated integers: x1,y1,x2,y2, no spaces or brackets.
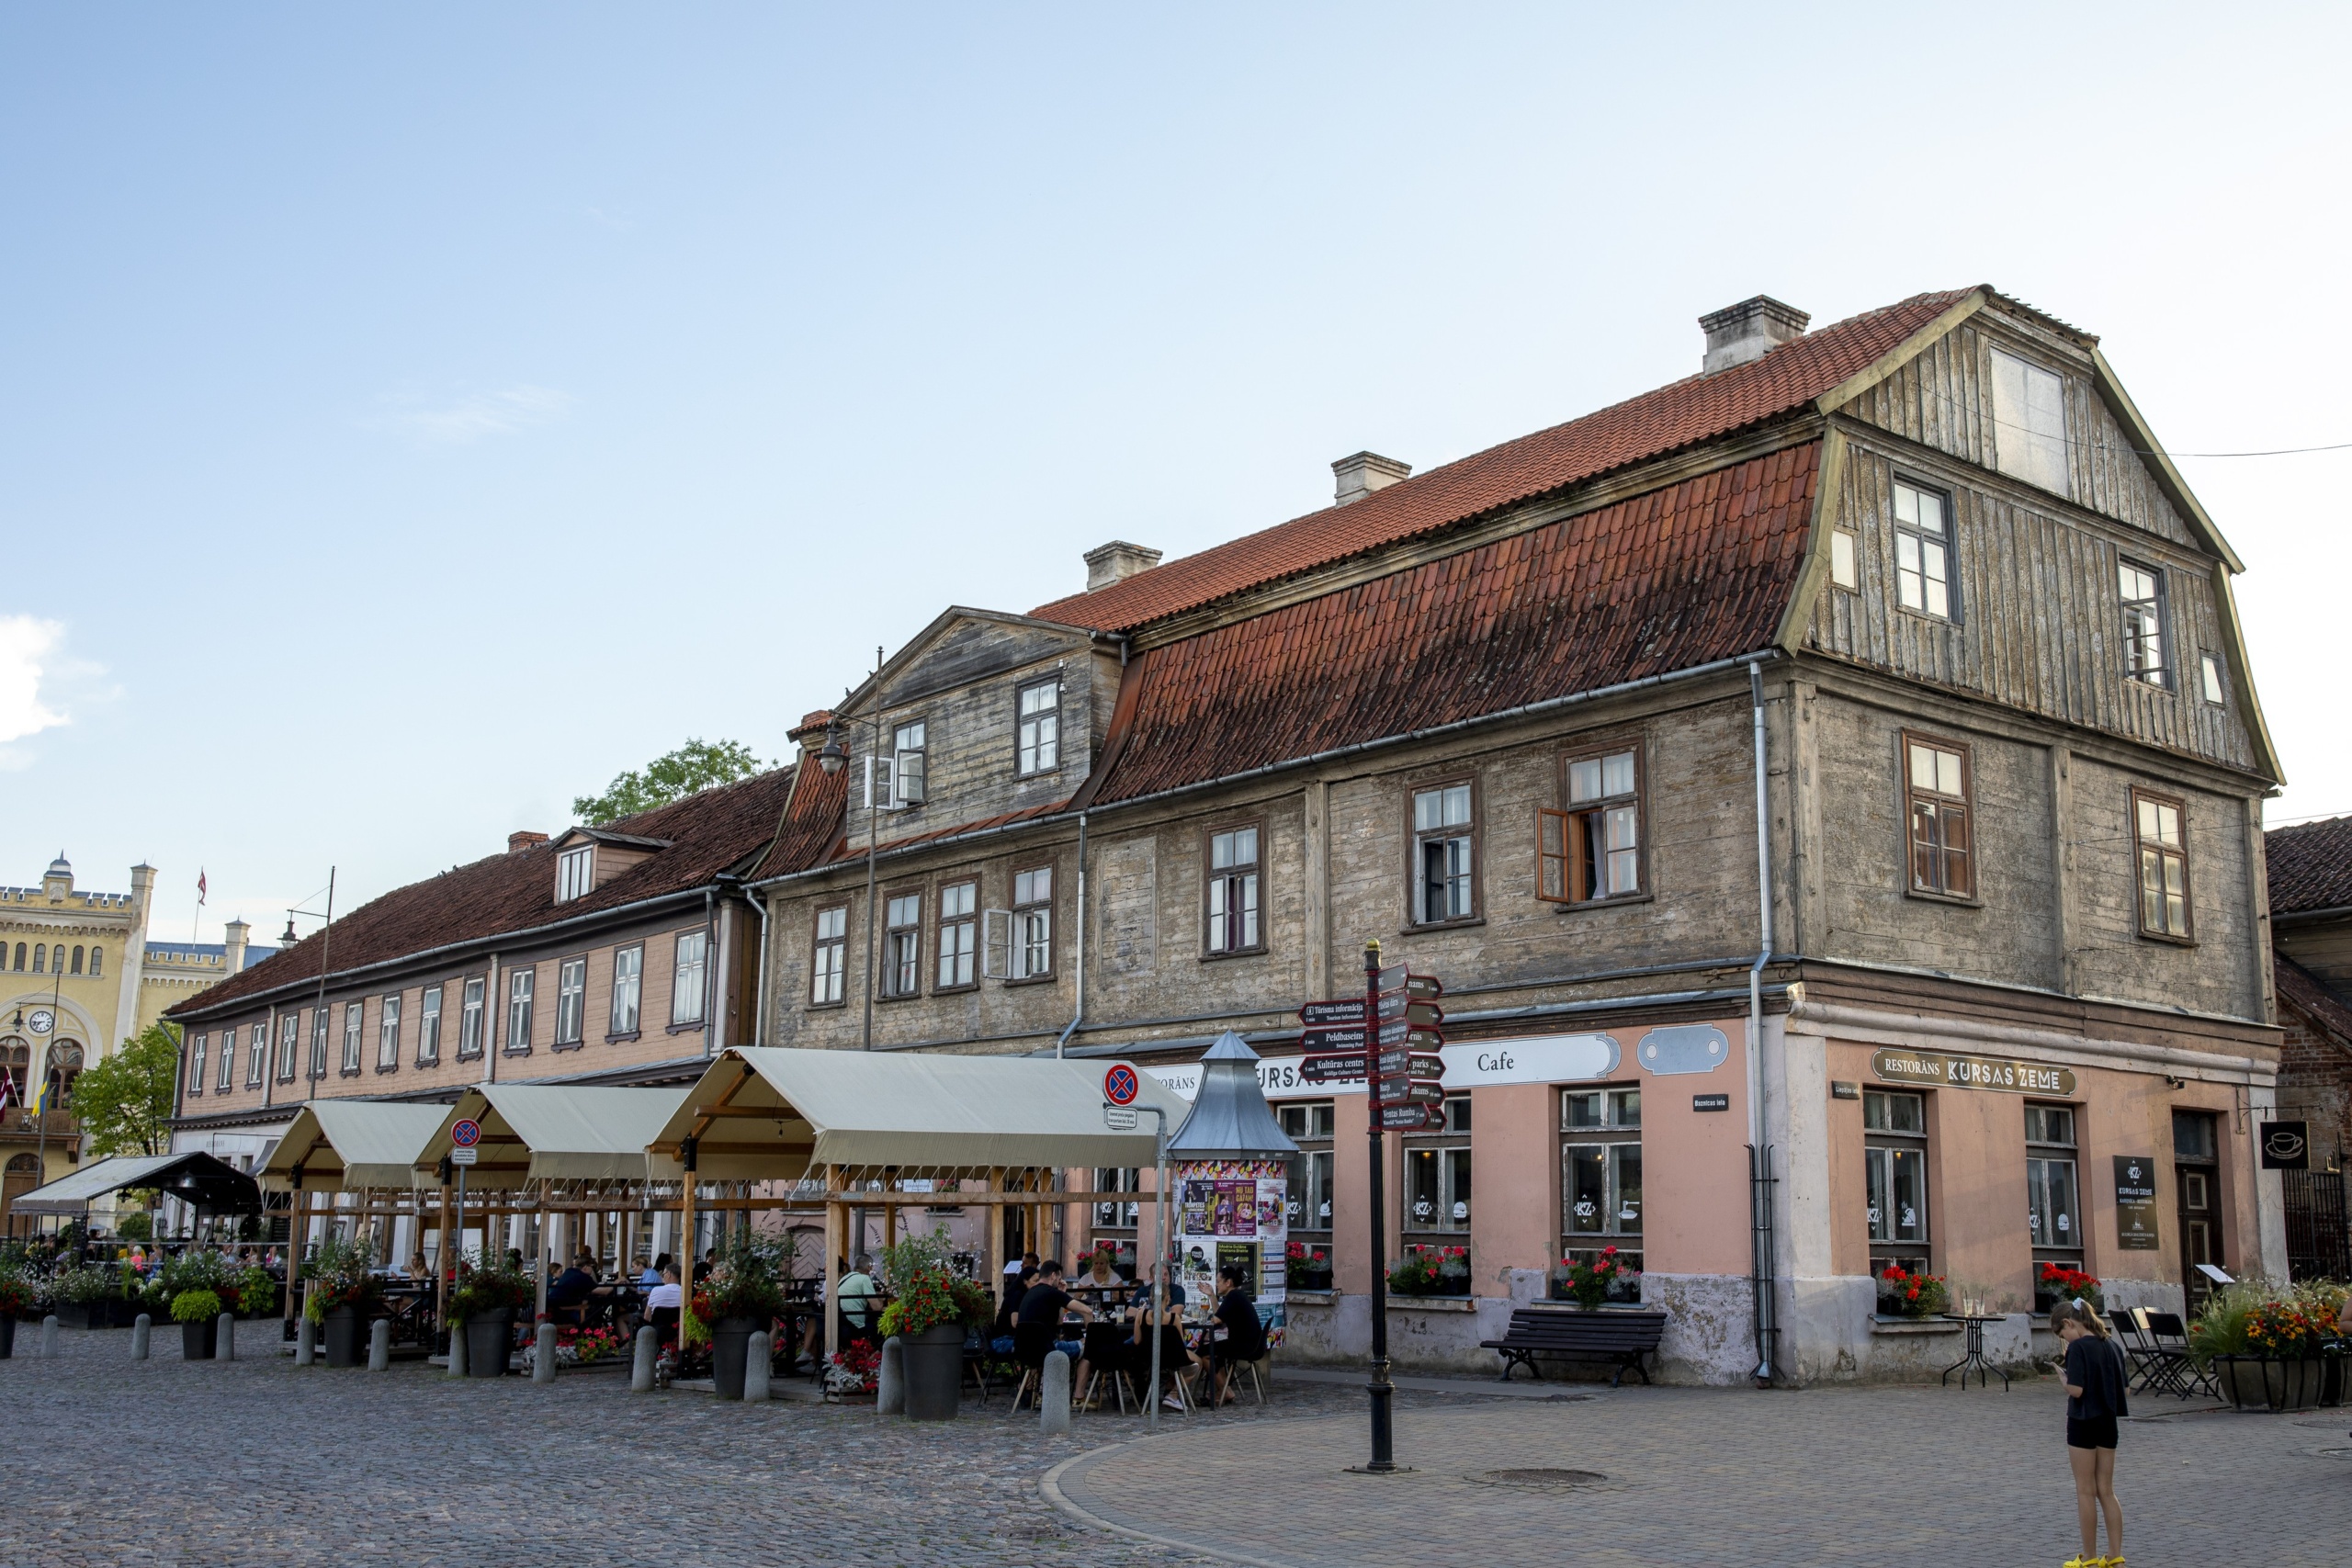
508,830,549,854
1083,540,1162,592
1699,296,1809,374
223,918,249,974
1331,451,1411,506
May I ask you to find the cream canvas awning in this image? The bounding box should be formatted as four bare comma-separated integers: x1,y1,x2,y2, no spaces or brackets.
415,1083,694,1188
650,1046,1189,1180
258,1100,450,1192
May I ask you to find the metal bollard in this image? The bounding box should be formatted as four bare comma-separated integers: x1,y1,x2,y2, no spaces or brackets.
630,1325,657,1392
368,1317,390,1371
40,1315,59,1358
744,1331,772,1403
1040,1349,1072,1436
295,1316,315,1366
447,1325,469,1378
216,1313,235,1361
131,1314,152,1360
876,1336,905,1416
532,1321,557,1383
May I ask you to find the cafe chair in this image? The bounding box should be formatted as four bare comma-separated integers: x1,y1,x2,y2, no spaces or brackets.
1220,1353,1268,1407
2133,1307,2216,1398
1008,1323,1057,1412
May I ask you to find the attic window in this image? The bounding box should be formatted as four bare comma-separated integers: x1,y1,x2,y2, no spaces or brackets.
1990,348,2069,496
557,846,593,902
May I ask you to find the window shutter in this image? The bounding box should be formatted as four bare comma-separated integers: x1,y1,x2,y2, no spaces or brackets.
863,753,878,809
981,909,1012,979
1535,807,1571,904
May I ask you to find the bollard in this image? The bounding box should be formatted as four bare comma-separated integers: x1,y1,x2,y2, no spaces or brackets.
1040,1349,1072,1436
447,1325,469,1378
40,1315,59,1358
744,1331,772,1403
217,1313,235,1361
630,1325,657,1393
876,1336,905,1416
368,1318,391,1371
295,1316,315,1367
533,1321,558,1383
131,1314,152,1360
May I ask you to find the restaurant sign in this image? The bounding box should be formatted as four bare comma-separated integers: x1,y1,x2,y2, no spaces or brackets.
1870,1047,2075,1097
2112,1155,2161,1250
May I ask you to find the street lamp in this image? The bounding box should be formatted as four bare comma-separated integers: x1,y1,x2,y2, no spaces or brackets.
280,870,337,1100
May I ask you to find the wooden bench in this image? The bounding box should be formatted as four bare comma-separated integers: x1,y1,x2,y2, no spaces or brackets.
1482,1307,1666,1386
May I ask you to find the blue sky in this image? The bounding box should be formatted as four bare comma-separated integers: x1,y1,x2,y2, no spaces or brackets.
5,4,2348,944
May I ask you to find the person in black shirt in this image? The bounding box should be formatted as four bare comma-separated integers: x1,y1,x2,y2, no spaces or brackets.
2052,1298,2127,1568
1210,1263,1268,1406
1015,1260,1095,1397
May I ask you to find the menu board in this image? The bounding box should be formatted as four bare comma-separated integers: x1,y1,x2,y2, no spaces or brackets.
2113,1155,2161,1251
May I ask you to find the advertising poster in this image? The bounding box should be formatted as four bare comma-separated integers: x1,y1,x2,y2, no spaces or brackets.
1175,1158,1288,1345
2113,1155,2161,1251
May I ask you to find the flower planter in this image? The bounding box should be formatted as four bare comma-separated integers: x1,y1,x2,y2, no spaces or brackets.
710,1316,764,1400
181,1317,219,1360
464,1310,514,1377
109,1298,144,1328
901,1323,966,1421
322,1305,365,1368
1288,1269,1333,1293
78,1303,113,1331
2213,1355,2327,1413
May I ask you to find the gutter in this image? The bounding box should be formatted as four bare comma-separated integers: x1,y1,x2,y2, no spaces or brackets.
1055,810,1088,1058
750,650,1782,893
1747,657,1779,1389
744,880,771,1048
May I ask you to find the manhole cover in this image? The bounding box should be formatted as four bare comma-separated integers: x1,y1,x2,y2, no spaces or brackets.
2315,1448,2352,1461
1472,1467,1608,1490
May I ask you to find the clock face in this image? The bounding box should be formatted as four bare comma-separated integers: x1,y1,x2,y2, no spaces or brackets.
28,1009,54,1035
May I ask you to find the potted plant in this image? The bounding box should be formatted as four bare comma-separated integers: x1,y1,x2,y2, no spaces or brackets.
2189,1280,2344,1411
826,1338,882,1400
0,1260,34,1358
53,1263,116,1329
232,1265,278,1320
2035,1263,2104,1317
448,1258,531,1377
1553,1246,1643,1309
172,1288,223,1359
302,1232,383,1367
1385,1245,1470,1297
1875,1264,1951,1319
875,1229,991,1421
701,1231,787,1400
1285,1242,1333,1292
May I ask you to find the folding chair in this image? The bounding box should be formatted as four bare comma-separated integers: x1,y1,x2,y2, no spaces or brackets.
2115,1308,2173,1395
2140,1308,2217,1397
1008,1323,1056,1412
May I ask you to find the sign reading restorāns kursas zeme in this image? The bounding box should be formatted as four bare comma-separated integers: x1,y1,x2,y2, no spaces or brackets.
1871,1046,2076,1097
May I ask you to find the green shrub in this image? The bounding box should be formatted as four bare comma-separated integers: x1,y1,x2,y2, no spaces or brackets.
232,1267,277,1315
170,1289,223,1324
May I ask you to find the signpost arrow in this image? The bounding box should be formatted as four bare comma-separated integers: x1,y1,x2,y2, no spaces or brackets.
1377,1104,1431,1131
1298,1055,1369,1085
1374,1021,1442,1050
1374,964,1443,1000
1299,1000,1367,1026
1373,1048,1444,1078
1299,1025,1369,1052
1373,994,1442,1026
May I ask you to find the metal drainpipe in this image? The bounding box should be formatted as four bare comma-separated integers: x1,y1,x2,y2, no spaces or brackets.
1056,811,1089,1059
745,882,771,1049
701,886,717,1059
1747,659,1779,1387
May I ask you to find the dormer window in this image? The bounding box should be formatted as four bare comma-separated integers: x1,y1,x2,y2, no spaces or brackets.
1017,679,1061,776
557,846,594,902
872,720,927,809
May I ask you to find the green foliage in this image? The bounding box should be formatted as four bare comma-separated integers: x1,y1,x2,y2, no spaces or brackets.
701,1228,788,1322
71,1023,182,1158
162,1250,234,1303
571,739,766,827
300,1230,383,1320
232,1267,277,1315
874,1227,989,1337
0,1258,38,1316
2189,1280,2349,1359
170,1289,222,1324
447,1258,531,1325
50,1264,114,1306
116,1211,153,1242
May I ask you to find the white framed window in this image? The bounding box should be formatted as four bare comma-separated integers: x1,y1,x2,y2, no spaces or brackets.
2120,559,2168,688
220,1028,237,1090
1016,679,1061,776
1864,1089,1929,1272
891,721,927,807
377,993,401,1070
298,1010,317,1079
2199,652,2225,706
935,881,977,989
1990,347,2069,495
189,1033,206,1095
671,931,707,1025
810,907,847,1005
1893,480,1952,620
1206,826,1261,954
2133,789,2192,941
1091,1167,1144,1231
506,968,535,1052
1540,747,1643,905
2025,1102,2080,1258
1411,781,1476,925
1279,1102,1336,1235
458,977,486,1058
882,893,922,998
419,985,443,1065
342,1000,364,1073
1012,866,1053,978
1830,528,1858,590
557,845,594,902
610,946,641,1035
555,957,586,1045
249,1022,268,1087
1562,1088,1643,1268
1905,734,1973,898
1405,1096,1474,1234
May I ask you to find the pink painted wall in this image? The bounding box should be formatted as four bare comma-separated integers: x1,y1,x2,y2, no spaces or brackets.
1470,1082,1557,1285
1331,1089,1374,1293
1636,1019,1753,1277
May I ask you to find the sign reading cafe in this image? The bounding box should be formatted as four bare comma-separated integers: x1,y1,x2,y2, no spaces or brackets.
1871,1047,2076,1097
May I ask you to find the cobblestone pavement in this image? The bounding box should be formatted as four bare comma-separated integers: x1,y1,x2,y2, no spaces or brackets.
0,1327,1473,1567
1048,1376,2352,1568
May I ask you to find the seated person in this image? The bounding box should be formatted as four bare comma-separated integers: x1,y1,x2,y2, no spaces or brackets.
1124,1266,1195,1410
645,1265,684,1342
1210,1263,1269,1404
836,1255,881,1346
1017,1259,1094,1395
640,1251,673,1290
405,1251,432,1284
1080,1246,1125,1296
546,1253,597,1324
990,1264,1039,1354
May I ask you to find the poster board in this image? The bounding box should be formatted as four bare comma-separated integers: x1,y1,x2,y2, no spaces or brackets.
1175,1157,1287,1346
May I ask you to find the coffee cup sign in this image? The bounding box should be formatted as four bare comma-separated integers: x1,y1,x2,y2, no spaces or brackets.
1870,1047,2075,1097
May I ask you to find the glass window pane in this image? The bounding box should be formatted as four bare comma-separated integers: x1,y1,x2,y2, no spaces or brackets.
1602,751,1635,796
1236,827,1257,863
1890,1148,1926,1241
1894,483,1917,525
1443,784,1472,826
1908,744,1934,790
1612,1145,1642,1233
1414,788,1442,831
1407,1149,1440,1228
1937,750,1962,796
1565,1091,1600,1129
1917,491,1943,532
1831,530,1857,588
1566,1146,1604,1234
1445,1147,1472,1229
1926,577,1949,619
1611,1088,1641,1127
1568,759,1601,804
1896,533,1920,571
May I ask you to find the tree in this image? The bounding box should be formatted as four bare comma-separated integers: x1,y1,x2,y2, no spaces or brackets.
572,739,767,826
72,1022,181,1159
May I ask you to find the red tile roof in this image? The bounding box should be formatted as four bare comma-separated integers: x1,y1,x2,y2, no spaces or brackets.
751,761,849,876
166,767,804,1020
2275,955,2352,1045
1089,443,1821,804
1033,290,1970,634
2267,816,2352,918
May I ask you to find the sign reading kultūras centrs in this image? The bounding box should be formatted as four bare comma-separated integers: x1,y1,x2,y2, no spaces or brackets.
2113,1155,2160,1251
2259,1122,2309,1169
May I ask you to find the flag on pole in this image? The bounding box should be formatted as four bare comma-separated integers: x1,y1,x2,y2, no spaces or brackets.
29,1072,46,1116
198,869,208,904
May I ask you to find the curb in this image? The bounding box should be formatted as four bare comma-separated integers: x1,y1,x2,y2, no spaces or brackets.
1040,1438,1304,1568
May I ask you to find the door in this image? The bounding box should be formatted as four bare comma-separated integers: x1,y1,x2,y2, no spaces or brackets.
2174,1110,2222,1313
2,1152,40,1236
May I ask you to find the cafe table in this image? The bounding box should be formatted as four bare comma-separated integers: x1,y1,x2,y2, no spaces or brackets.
1939,1312,2010,1391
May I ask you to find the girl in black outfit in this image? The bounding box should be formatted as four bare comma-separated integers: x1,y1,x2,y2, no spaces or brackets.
2052,1298,2127,1568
